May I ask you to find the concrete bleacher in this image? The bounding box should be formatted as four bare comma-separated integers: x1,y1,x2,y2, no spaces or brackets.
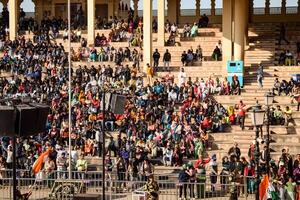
14,23,300,170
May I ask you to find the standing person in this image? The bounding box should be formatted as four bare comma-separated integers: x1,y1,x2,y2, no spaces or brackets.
163,49,171,71
209,154,218,192
75,154,87,179
144,174,159,200
152,49,160,72
285,177,296,200
146,63,154,86
257,64,264,88
178,68,186,87
116,155,126,190
186,164,196,199
228,142,241,160
236,100,246,130
178,165,189,200
56,152,67,179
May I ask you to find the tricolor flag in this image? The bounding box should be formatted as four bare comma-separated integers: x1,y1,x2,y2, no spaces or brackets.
32,149,51,174
259,175,279,200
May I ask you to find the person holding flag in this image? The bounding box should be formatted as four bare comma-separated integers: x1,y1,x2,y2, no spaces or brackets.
259,174,280,200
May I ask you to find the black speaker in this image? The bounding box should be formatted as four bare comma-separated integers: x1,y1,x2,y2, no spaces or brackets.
0,106,16,136
29,103,50,133
110,94,126,114
15,104,38,136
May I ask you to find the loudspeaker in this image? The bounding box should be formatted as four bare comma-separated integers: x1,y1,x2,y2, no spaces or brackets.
110,94,126,114
0,106,16,136
29,103,50,133
15,104,38,136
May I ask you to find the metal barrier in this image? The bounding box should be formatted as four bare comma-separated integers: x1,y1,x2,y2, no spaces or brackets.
0,173,257,200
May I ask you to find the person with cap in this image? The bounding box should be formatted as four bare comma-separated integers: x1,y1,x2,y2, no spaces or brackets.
178,164,189,200
144,174,159,200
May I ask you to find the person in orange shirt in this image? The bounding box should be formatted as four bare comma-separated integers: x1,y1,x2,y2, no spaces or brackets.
236,100,246,130
146,63,154,85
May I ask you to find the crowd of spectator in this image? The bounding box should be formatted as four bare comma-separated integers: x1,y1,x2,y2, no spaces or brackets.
0,7,298,200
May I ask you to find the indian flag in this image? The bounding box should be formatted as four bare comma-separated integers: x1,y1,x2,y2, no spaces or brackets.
259,175,279,200
32,149,51,174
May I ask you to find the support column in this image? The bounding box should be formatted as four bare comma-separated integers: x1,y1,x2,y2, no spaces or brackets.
9,0,17,40
167,0,178,24
108,0,115,18
281,0,286,15
249,0,254,21
51,2,55,18
298,0,300,15
196,0,200,17
87,0,95,45
143,0,153,72
211,0,216,16
157,0,165,46
265,0,270,15
234,0,247,61
222,0,233,73
133,0,138,17
2,0,8,8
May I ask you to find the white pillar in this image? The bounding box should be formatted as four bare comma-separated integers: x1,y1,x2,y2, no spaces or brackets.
143,0,153,72
222,0,233,74
233,0,247,61
108,0,115,18
133,0,138,17
157,0,165,46
9,0,17,41
87,0,95,45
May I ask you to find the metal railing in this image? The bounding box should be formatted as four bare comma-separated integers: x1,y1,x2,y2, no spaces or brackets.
0,172,257,200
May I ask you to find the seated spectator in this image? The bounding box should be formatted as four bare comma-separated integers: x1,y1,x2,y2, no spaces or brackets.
191,23,198,37
181,51,187,66
285,50,294,66
95,33,108,47
186,50,194,66
166,32,176,46
272,78,281,95
284,106,296,127
272,105,285,125
198,14,209,28
221,77,230,95
170,23,178,35
89,48,97,61
63,29,68,41
196,45,203,61
163,144,173,166
296,52,300,66
212,46,222,61
278,50,286,65
231,75,241,95
183,23,191,37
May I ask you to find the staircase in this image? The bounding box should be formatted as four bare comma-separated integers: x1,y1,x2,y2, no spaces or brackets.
211,22,300,161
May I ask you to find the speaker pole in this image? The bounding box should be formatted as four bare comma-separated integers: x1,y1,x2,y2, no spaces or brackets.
12,135,17,200
67,0,72,180
102,91,106,200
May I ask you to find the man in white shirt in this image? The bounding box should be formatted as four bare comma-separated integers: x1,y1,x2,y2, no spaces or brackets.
178,68,186,86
